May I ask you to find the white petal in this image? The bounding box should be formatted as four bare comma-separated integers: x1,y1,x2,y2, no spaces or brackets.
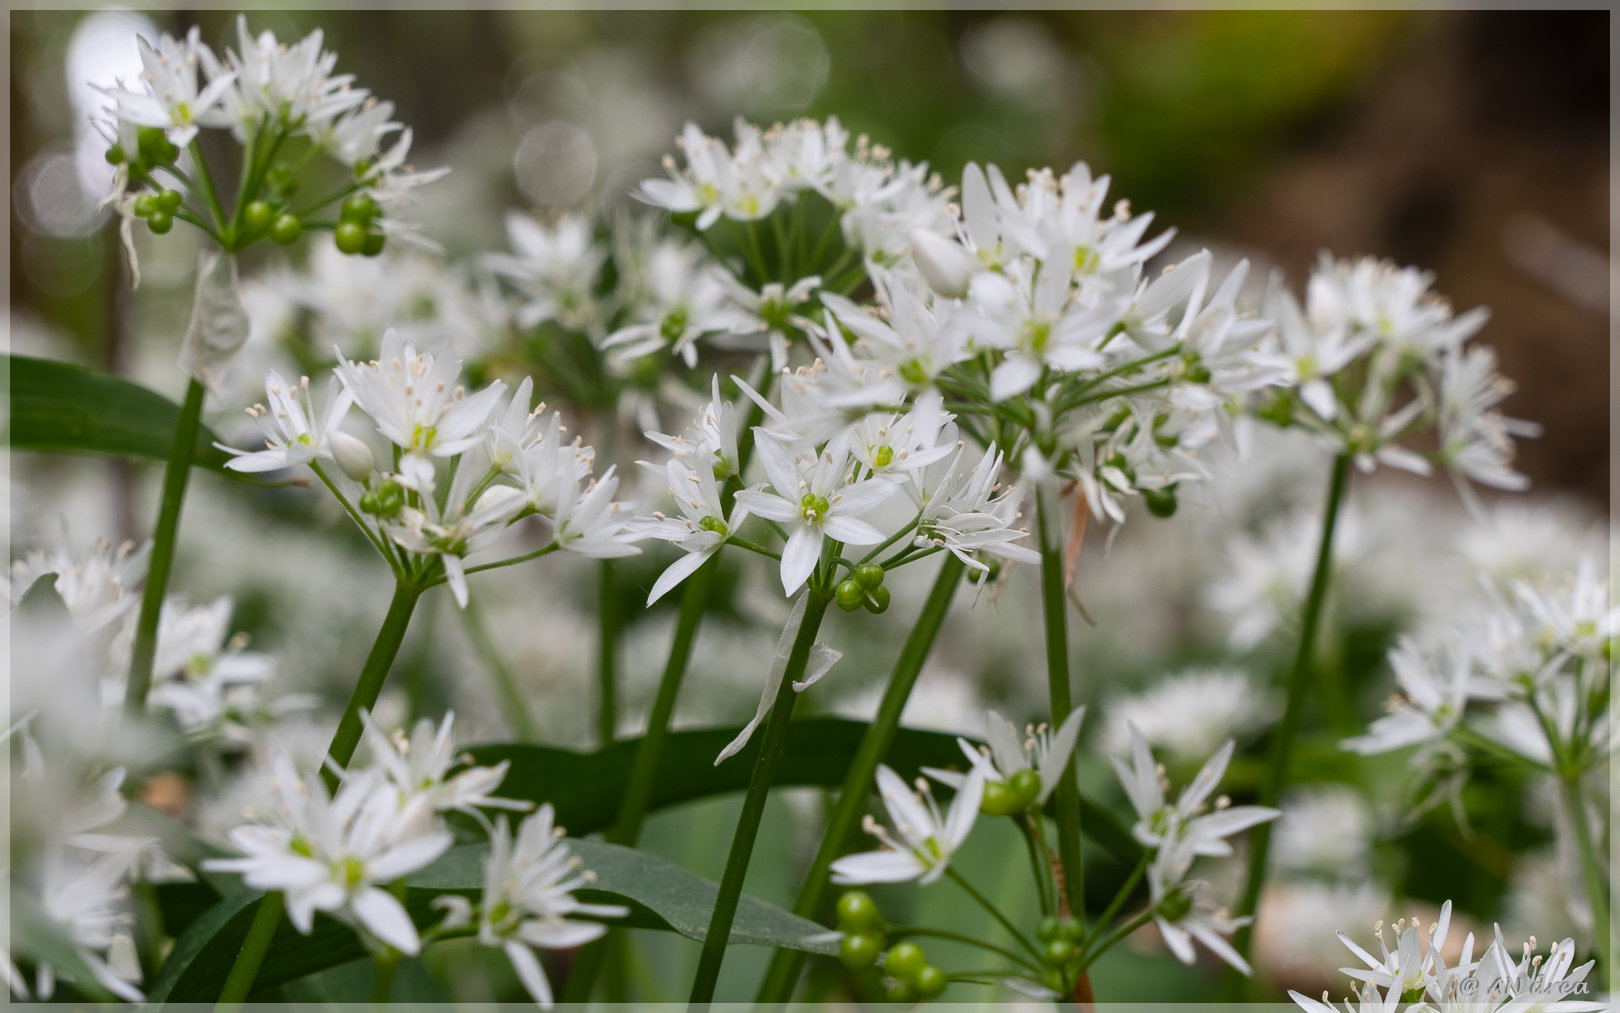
352,888,421,955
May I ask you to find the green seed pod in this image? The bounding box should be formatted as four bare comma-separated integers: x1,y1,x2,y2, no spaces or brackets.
104,144,127,165
136,126,176,166
156,189,182,214
863,584,890,615
1008,768,1041,807
979,780,1022,817
1037,916,1061,942
340,193,379,224
835,580,865,612
914,965,948,1000
853,563,885,590
887,981,917,1003
269,214,303,246
1058,915,1083,941
838,932,883,971
361,229,386,257
1043,937,1076,966
146,211,173,235
359,480,405,518
1142,485,1178,519
836,891,883,932
884,942,926,981
243,200,275,235
334,221,368,255
133,193,159,218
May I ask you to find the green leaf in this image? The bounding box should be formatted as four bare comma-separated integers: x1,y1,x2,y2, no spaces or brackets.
466,717,1141,863
3,354,234,472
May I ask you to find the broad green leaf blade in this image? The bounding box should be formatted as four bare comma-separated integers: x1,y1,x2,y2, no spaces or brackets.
466,717,1141,863
4,354,234,472
408,841,837,955
143,889,260,1004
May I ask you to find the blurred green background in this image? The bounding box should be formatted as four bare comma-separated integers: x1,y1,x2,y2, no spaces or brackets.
11,8,1609,506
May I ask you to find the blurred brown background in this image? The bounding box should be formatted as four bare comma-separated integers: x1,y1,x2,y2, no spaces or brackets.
10,9,1608,504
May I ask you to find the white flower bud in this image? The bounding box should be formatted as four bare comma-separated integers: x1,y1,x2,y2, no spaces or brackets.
329,430,376,481
909,228,980,299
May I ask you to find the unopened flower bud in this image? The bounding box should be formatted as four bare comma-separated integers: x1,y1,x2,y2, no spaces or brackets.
909,228,979,299
329,431,375,481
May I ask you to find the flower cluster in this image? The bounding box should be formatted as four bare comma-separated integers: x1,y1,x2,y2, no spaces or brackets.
1253,255,1539,508
204,712,622,1006
223,331,644,606
1343,553,1613,776
1292,901,1603,1011
95,17,443,258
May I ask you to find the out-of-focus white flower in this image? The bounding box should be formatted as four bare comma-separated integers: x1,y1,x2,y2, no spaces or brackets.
830,764,985,885
1101,667,1278,769
1272,786,1379,880
7,535,149,634
359,710,528,820
927,706,1085,806
146,596,274,735
96,27,236,147
1341,637,1503,757
488,212,606,333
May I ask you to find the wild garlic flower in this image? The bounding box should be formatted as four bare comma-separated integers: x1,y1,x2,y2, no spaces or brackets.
336,332,506,467
1147,836,1256,975
487,212,607,334
94,17,444,271
6,534,149,635
1100,668,1279,769
603,239,742,368
905,440,1039,572
204,753,452,954
384,456,529,608
1341,637,1501,758
146,596,275,736
222,370,357,475
830,764,986,885
470,806,628,1009
734,430,898,594
928,706,1085,806
358,710,529,821
640,457,752,605
1111,727,1280,859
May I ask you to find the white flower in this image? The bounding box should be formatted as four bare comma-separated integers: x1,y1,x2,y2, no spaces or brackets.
475,806,628,1009
848,393,955,478
335,331,505,464
908,227,982,299
487,212,606,333
1342,637,1504,757
384,461,528,608
97,27,237,147
359,710,529,820
905,441,1038,571
734,431,897,594
640,457,750,605
962,259,1120,402
1289,982,1401,1013
550,467,643,560
928,706,1085,805
1262,280,1375,422
1111,728,1279,858
1334,901,1455,995
1147,836,1255,975
223,370,355,474
147,596,274,734
218,17,366,141
204,755,451,954
714,274,822,372
1306,254,1488,359
823,269,973,389
7,535,148,634
603,240,740,368
830,764,986,885
26,849,145,1002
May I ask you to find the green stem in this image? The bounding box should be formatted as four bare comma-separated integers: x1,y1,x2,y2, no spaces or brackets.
1563,774,1611,988
688,591,832,1005
1081,908,1155,968
598,560,620,746
323,581,424,790
889,925,1041,974
124,378,206,713
564,557,721,1004
462,598,540,742
754,555,965,1003
945,865,1042,961
215,893,282,1008
218,581,424,1003
1020,816,1055,917
1221,452,1351,999
372,950,398,1006
1034,478,1085,923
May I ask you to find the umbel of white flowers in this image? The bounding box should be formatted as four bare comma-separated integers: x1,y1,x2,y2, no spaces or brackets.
222,331,645,607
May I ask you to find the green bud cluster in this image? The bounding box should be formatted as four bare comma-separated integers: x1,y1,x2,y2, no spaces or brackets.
835,563,889,614
834,891,885,971
1035,914,1085,983
359,479,405,518
131,187,182,235
881,941,948,1002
